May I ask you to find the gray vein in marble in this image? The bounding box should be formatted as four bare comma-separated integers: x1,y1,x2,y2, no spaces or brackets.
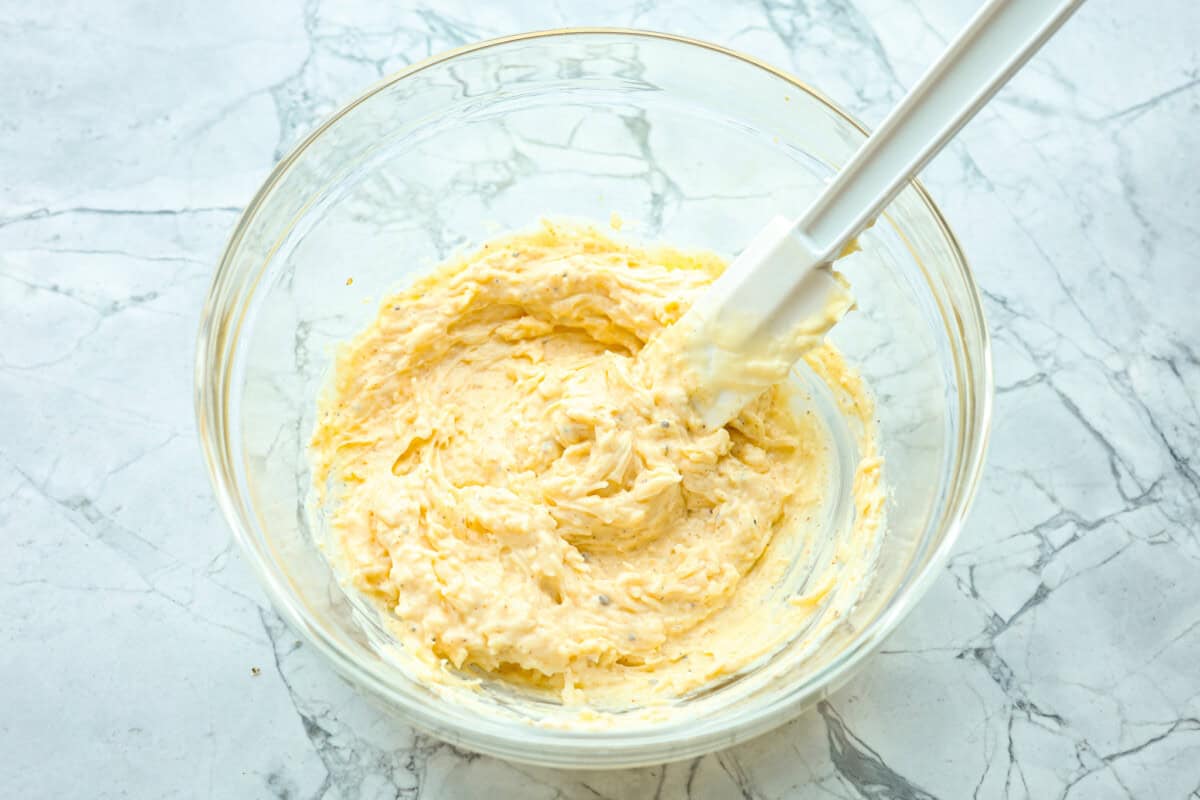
819,702,938,800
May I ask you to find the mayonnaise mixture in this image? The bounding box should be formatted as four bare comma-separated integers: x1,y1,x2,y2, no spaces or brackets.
310,221,884,705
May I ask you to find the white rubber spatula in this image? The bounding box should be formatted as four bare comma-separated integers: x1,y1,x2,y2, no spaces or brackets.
650,0,1085,428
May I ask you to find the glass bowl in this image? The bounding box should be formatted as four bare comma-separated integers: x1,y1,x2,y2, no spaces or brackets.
195,29,992,768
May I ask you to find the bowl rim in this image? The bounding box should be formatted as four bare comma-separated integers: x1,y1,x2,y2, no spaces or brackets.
195,26,994,767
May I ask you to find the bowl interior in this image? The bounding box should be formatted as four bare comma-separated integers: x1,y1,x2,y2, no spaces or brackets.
202,30,988,766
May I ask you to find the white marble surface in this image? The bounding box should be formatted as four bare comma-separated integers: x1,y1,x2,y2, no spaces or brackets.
3,0,1198,797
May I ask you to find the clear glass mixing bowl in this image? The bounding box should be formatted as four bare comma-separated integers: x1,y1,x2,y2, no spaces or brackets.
195,29,991,768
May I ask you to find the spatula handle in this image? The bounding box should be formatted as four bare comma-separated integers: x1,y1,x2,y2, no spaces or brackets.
794,0,1085,258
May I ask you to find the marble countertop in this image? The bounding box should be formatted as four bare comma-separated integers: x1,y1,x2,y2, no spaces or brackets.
4,0,1198,797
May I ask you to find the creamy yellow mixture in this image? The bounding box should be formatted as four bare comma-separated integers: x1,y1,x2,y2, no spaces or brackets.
311,221,883,705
